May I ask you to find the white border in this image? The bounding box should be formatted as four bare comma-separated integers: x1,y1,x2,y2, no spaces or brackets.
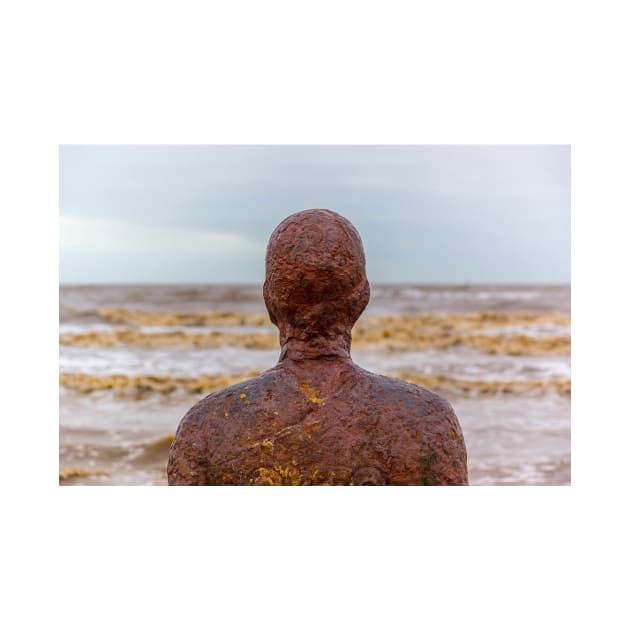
4,1,629,628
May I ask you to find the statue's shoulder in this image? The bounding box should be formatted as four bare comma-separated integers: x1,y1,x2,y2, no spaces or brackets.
352,365,456,415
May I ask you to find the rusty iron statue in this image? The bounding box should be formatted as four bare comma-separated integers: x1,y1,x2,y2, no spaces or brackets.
168,209,468,485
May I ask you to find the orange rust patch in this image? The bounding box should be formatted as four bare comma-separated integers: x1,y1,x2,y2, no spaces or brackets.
299,382,324,404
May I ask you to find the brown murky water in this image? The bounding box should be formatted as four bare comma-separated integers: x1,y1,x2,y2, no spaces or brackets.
59,284,570,485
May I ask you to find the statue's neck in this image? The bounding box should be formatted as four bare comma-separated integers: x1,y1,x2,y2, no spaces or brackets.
277,327,352,362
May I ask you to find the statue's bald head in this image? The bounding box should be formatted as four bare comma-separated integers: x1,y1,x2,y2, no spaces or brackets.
264,209,370,342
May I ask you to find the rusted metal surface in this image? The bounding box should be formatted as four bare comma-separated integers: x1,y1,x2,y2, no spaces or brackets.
168,209,468,485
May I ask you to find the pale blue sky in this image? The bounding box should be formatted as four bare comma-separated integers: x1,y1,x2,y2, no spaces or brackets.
59,145,570,284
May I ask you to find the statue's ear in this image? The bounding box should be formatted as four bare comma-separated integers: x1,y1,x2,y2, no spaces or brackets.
262,280,276,326
352,280,371,322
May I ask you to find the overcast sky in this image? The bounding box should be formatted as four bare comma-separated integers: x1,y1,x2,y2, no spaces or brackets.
59,145,570,284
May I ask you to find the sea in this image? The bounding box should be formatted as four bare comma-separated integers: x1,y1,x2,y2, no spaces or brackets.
59,284,571,486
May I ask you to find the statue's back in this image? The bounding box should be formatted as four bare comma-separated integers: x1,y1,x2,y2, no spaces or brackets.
167,359,468,485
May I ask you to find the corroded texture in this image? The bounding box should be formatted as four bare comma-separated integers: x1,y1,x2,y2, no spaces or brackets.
168,209,468,485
